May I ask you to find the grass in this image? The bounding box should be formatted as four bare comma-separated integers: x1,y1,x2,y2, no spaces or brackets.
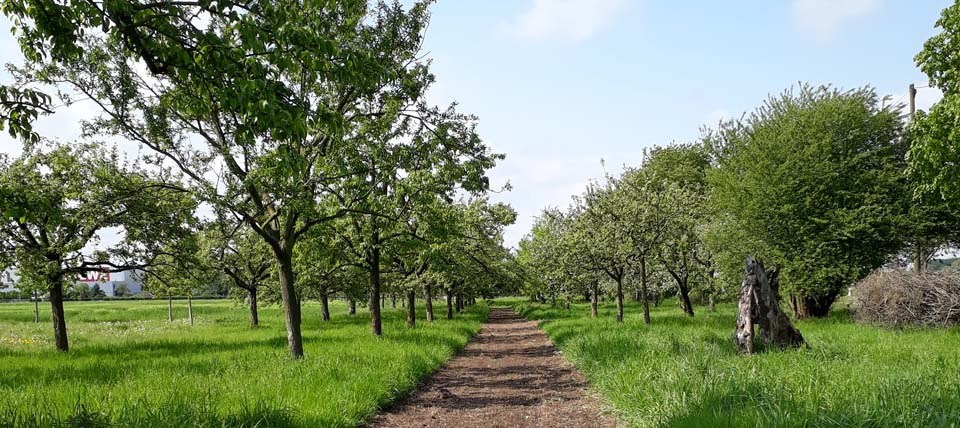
0,298,487,428
498,297,960,428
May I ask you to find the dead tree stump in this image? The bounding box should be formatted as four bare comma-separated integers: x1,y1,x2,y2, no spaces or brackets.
734,257,805,354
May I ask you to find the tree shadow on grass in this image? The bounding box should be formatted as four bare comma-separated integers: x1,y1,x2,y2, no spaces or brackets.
4,398,346,428
0,334,357,389
2,304,489,428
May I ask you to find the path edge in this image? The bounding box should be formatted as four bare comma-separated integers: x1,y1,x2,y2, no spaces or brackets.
359,304,493,427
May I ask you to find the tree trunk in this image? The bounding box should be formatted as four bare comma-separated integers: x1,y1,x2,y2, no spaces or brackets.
33,291,39,324
615,276,624,323
914,241,923,274
791,294,835,319
590,281,598,319
653,290,660,307
391,292,397,308
248,288,259,327
676,277,694,317
187,296,194,325
734,272,755,354
708,268,717,312
49,279,68,352
446,289,454,320
167,294,173,322
275,248,304,359
348,297,356,315
456,293,463,313
633,289,641,302
320,289,330,322
734,257,804,354
424,285,434,322
640,256,650,325
406,290,416,327
368,243,383,337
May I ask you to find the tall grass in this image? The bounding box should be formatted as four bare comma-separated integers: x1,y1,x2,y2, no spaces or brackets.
0,299,487,428
500,297,960,428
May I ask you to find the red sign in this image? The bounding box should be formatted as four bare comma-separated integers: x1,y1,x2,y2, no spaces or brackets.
76,271,110,282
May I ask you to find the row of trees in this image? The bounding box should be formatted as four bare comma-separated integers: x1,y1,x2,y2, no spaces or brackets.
519,82,960,321
0,0,520,357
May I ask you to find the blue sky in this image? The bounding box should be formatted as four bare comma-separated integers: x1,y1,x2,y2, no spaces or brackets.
0,0,951,247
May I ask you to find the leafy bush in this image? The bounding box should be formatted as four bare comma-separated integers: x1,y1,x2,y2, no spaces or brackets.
0,290,33,300
853,270,960,327
66,283,107,300
706,85,906,318
113,283,132,298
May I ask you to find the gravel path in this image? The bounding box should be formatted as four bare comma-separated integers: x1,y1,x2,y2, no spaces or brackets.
369,307,618,428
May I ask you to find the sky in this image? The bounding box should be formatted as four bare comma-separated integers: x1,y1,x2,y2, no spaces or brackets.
0,0,951,248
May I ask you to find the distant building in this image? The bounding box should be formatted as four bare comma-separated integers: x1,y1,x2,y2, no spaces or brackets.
1,269,145,297
0,272,15,293
74,270,145,297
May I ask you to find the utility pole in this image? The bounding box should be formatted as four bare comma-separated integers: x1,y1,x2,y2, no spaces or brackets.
909,83,917,118
909,83,922,274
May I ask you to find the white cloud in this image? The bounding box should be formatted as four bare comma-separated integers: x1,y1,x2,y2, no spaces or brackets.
507,0,630,42
791,0,881,39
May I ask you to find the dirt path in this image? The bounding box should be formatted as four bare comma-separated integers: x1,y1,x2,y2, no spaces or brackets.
369,307,617,428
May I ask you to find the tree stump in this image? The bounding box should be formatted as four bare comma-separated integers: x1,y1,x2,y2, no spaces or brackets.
734,257,805,354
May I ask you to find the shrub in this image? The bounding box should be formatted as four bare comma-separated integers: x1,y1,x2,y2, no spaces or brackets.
853,270,960,327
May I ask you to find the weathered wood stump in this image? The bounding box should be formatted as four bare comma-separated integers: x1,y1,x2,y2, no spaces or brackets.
734,257,805,354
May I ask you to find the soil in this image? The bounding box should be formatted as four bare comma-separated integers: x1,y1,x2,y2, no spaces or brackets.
368,307,618,428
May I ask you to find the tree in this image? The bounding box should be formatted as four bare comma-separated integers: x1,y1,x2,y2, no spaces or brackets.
0,141,195,351
4,0,492,357
707,85,906,318
643,144,713,317
905,2,960,264
519,208,588,309
576,182,634,322
114,283,132,297
911,1,960,203
600,162,675,323
203,220,273,327
329,103,500,334
142,231,211,325
295,225,351,324
66,282,107,300
0,86,51,144
442,200,518,305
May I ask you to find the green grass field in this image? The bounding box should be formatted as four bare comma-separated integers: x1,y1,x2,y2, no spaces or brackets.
499,298,960,428
0,298,487,428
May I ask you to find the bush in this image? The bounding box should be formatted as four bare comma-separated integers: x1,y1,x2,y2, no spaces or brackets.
0,290,33,300
853,270,960,327
66,283,107,300
114,283,131,297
